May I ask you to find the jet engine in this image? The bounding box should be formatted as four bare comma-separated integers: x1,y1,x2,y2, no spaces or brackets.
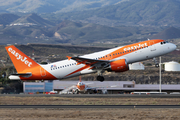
107,59,129,72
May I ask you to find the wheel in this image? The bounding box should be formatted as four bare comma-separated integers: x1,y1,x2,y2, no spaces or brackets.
97,76,104,82
75,89,79,94
155,64,159,68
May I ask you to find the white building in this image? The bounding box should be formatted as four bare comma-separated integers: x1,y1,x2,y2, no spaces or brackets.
129,62,145,70
164,61,180,71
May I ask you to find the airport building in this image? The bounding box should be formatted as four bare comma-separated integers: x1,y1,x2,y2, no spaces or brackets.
23,80,180,94
23,81,53,93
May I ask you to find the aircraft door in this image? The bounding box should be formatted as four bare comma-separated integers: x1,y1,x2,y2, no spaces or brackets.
40,67,46,77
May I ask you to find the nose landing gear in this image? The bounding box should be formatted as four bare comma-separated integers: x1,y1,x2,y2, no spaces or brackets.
153,57,159,68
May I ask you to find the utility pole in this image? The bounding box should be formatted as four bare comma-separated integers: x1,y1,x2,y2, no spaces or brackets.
159,56,161,93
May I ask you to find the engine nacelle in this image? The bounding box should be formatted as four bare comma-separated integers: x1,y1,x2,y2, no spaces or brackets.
108,59,129,72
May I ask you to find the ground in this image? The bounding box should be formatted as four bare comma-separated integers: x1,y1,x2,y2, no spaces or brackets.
0,108,180,120
0,96,180,119
0,96,180,105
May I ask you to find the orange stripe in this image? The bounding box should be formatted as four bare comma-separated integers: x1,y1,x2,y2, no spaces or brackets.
65,65,90,77
99,39,164,61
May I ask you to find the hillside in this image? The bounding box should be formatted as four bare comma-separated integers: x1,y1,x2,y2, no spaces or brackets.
0,18,165,45
150,27,180,40
1,0,180,27
51,0,180,27
50,20,133,44
0,0,124,13
13,13,55,27
0,13,19,25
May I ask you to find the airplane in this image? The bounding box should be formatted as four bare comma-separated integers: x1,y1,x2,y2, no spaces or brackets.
59,77,96,94
5,39,176,82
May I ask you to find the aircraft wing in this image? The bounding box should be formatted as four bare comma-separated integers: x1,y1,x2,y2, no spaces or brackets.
67,56,110,69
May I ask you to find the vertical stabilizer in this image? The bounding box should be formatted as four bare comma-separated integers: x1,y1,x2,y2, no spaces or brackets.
5,45,39,73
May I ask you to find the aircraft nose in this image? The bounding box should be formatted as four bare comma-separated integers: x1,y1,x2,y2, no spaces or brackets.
168,43,177,52
171,43,177,51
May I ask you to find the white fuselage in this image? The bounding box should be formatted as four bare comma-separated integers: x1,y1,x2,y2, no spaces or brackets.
41,41,176,79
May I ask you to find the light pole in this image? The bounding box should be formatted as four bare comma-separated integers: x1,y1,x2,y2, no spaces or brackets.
159,56,161,93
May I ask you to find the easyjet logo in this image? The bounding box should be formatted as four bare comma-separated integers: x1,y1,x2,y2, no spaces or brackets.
8,47,32,67
124,43,148,51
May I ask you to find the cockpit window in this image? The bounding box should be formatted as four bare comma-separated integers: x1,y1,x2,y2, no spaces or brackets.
161,41,167,45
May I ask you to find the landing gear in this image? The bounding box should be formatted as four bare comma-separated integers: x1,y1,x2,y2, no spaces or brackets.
74,89,79,94
97,70,105,82
97,76,104,82
153,57,159,68
155,64,159,68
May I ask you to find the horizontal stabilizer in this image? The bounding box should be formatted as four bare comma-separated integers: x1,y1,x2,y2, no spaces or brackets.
11,73,32,77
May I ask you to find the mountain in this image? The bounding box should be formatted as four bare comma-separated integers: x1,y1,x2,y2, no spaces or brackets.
0,0,124,13
0,13,55,44
150,27,180,40
2,0,180,27
13,13,55,27
52,0,180,27
50,20,132,44
0,13,20,25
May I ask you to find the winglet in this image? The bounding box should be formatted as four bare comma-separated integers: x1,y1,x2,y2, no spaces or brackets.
66,56,72,60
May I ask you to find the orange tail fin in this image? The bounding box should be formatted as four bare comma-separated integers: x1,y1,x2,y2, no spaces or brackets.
5,45,39,73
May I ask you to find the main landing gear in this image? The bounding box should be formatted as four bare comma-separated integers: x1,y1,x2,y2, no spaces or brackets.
97,70,105,82
97,76,104,82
